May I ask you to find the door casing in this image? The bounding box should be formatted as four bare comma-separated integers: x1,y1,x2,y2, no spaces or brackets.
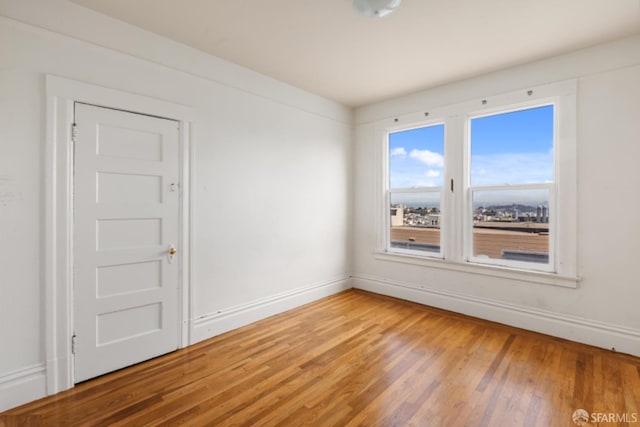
45,75,194,394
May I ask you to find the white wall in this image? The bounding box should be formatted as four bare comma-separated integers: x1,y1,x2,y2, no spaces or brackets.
2,0,639,414
0,0,351,411
353,35,640,357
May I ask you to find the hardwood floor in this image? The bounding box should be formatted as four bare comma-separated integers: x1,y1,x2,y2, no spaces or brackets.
2,290,639,426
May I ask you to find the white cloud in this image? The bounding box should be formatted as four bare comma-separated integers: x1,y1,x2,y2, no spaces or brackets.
390,147,407,158
425,170,440,177
410,149,444,167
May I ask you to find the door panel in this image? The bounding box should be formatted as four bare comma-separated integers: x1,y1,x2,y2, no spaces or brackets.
73,103,180,383
97,172,162,204
96,260,162,297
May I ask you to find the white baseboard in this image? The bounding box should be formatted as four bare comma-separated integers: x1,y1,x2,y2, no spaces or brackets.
191,276,352,344
0,364,47,412
353,274,640,357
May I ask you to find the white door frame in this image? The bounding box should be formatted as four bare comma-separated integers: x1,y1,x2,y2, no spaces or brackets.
45,75,194,394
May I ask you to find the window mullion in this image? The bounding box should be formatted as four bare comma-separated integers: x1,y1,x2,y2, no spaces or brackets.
444,115,464,263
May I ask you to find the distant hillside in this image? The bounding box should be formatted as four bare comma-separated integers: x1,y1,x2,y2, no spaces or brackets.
482,204,541,213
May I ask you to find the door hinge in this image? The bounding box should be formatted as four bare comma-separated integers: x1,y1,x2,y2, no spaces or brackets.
71,334,77,355
71,123,77,142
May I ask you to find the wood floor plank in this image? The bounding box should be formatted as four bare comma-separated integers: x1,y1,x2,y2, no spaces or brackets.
2,289,639,426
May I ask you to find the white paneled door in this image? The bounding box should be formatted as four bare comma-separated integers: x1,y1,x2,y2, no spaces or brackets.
73,103,181,382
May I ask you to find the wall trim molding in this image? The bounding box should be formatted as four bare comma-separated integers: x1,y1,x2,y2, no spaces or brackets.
0,7,351,124
0,364,46,412
352,274,640,357
191,276,352,344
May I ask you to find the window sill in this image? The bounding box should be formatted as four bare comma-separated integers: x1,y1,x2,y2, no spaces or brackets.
373,251,579,288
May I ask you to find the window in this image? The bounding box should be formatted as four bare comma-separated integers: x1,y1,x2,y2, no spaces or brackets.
468,105,555,272
388,124,445,256
380,81,577,285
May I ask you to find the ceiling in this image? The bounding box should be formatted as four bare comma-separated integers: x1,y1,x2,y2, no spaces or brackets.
70,0,640,107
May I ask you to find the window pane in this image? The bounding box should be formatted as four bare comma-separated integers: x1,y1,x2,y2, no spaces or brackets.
390,192,440,253
389,124,444,189
470,105,554,186
472,189,549,264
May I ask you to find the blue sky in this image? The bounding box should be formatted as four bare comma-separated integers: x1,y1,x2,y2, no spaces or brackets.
389,124,445,188
470,105,554,186
389,105,554,190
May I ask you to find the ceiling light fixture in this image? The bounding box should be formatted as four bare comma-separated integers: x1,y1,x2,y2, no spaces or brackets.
353,0,402,18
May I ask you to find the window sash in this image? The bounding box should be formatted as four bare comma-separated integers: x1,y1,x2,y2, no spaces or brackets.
464,100,557,272
386,188,443,258
465,183,555,272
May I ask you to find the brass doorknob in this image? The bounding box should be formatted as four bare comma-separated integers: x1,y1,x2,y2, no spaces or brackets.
169,247,177,256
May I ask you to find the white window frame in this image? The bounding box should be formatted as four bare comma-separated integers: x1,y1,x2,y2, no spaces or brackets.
464,100,557,273
384,120,447,259
375,80,578,288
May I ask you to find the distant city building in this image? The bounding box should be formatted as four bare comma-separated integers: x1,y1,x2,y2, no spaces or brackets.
391,205,440,227
536,205,549,223
390,205,404,227
427,214,440,227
